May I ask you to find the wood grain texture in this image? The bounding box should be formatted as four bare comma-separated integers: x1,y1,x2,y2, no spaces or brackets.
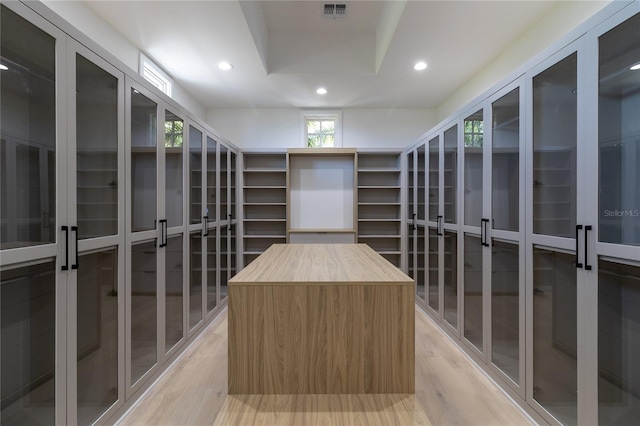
228,244,414,394
230,244,413,285
118,307,532,426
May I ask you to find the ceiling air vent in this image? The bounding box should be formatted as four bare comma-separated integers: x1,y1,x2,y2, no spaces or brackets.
323,3,347,19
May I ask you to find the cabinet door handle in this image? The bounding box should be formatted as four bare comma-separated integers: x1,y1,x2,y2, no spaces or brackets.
159,219,167,248
71,226,79,270
438,215,444,236
481,219,490,247
203,215,209,237
62,226,69,271
576,225,583,269
585,225,592,271
412,213,416,230
228,214,232,231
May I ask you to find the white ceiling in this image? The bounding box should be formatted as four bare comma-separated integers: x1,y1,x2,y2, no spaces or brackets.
84,0,559,110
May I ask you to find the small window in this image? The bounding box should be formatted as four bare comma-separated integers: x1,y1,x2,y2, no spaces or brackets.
139,53,172,97
464,117,484,147
301,111,342,147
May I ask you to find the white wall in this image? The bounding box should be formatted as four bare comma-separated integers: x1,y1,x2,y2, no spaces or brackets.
436,0,611,122
41,0,206,120
206,108,436,149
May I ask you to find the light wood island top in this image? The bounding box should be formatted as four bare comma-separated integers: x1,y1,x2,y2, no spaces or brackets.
229,243,412,286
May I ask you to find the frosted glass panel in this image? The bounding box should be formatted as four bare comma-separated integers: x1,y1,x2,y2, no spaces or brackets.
407,152,415,220
165,235,183,352
428,227,439,312
417,146,425,221
491,240,519,384
207,230,218,313
131,90,158,232
444,126,457,224
189,233,202,329
416,226,425,301
464,110,484,227
598,13,640,247
443,231,458,328
76,55,118,239
533,247,576,425
1,260,56,425
0,6,56,249
492,88,520,232
131,240,157,384
165,111,183,228
533,54,577,238
428,137,439,222
206,137,217,222
464,234,483,351
598,259,640,424
189,126,202,225
77,249,118,424
220,145,229,221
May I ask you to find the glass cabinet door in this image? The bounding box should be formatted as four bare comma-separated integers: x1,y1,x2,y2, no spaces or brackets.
206,137,217,224
189,231,203,330
76,54,119,240
71,42,125,425
1,261,57,425
417,145,426,221
596,11,640,425
0,4,57,250
464,110,484,228
530,51,579,425
532,55,577,239
444,126,458,224
220,145,229,222
165,234,184,353
407,151,415,222
130,89,158,233
417,226,426,302
189,126,203,225
130,240,158,384
428,137,440,222
165,111,184,229
1,14,60,424
489,85,523,391
207,230,218,313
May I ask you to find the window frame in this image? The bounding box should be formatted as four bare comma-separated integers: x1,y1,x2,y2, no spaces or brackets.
300,110,343,148
139,52,173,97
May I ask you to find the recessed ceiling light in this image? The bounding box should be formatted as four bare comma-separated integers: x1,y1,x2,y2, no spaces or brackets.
316,87,327,95
0,64,8,71
630,63,640,71
218,61,233,71
414,61,427,71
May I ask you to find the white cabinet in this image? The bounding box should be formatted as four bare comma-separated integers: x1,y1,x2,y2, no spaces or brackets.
1,4,126,424
0,3,238,424
406,3,640,425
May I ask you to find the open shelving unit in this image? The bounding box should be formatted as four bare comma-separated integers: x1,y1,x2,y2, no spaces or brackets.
241,152,287,266
356,152,402,267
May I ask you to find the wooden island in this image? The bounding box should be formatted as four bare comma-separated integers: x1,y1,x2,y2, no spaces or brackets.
228,243,414,394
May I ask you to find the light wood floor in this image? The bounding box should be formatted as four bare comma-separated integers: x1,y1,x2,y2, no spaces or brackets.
118,307,533,425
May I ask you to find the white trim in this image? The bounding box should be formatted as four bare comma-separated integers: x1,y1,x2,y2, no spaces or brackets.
139,52,173,97
300,110,343,148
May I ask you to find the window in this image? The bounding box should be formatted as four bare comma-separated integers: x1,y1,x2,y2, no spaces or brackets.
165,112,184,147
464,117,484,147
139,53,172,97
301,111,342,147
